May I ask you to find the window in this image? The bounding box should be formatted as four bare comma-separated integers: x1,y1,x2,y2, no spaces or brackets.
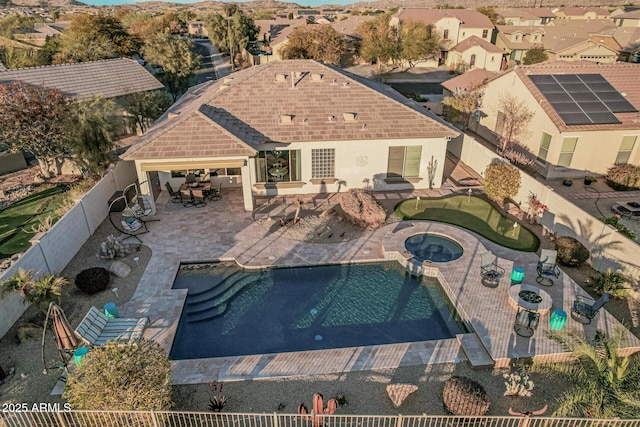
256,150,301,183
616,135,637,164
482,29,488,38
538,132,552,162
311,148,335,178
470,54,476,66
387,146,422,178
558,137,578,167
171,169,204,178
443,29,449,40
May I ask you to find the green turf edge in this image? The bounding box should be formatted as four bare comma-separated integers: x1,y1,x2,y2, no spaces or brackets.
393,195,540,252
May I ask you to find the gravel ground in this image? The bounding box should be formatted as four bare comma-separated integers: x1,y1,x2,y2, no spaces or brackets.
0,194,637,415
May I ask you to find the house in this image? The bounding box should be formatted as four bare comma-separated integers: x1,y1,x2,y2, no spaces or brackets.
447,35,504,72
548,39,619,64
120,60,460,212
390,8,495,65
552,7,611,20
611,9,640,27
610,26,640,61
247,19,304,64
495,8,556,26
187,21,208,38
446,61,640,179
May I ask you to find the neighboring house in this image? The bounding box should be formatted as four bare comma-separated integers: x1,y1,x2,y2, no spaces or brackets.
552,7,611,20
187,21,208,38
447,61,640,179
447,35,504,72
495,25,545,62
120,60,460,212
390,8,495,65
548,38,619,64
495,8,556,26
612,9,640,27
441,68,498,97
11,21,68,46
610,26,640,61
247,19,304,64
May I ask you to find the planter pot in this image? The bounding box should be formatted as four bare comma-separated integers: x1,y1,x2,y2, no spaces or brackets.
563,179,573,187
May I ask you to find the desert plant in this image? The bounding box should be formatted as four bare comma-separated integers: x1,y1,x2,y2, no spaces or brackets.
75,267,111,295
555,236,590,267
584,176,597,184
427,156,438,189
484,162,521,204
606,164,640,191
602,216,636,240
503,370,534,397
443,376,490,415
63,339,173,410
209,395,227,412
293,198,307,224
503,149,535,167
339,189,386,230
591,269,627,299
0,269,69,312
30,216,54,233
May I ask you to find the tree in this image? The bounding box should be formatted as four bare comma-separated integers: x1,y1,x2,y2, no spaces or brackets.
476,6,498,25
484,162,520,203
541,328,640,418
0,269,70,313
400,21,441,68
356,13,399,71
442,83,485,130
141,31,201,101
125,90,172,134
0,82,74,178
522,46,548,65
56,14,141,63
63,339,173,411
204,5,258,69
69,97,119,176
280,24,346,65
496,92,534,152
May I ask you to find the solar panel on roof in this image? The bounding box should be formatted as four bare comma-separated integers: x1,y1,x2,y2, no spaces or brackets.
530,74,637,125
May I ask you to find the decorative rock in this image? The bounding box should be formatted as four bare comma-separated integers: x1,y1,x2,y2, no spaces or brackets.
109,261,131,278
340,189,386,230
386,384,418,408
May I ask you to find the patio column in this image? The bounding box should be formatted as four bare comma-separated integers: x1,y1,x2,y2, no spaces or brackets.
136,165,156,215
241,162,253,212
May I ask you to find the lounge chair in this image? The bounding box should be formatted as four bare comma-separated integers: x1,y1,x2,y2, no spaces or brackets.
571,293,610,324
536,249,561,286
480,251,505,286
74,306,148,347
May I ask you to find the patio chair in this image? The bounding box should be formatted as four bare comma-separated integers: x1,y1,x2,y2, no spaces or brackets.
571,292,610,324
185,173,197,184
122,183,154,218
165,182,182,203
208,180,222,201
74,306,148,347
536,249,561,286
108,195,148,243
480,251,505,286
514,307,540,338
183,188,207,208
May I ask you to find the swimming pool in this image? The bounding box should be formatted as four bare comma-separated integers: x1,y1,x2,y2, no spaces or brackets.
170,262,466,360
404,234,464,263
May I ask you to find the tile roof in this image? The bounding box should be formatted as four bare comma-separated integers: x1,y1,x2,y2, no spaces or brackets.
441,69,501,93
450,35,504,54
331,15,377,38
612,26,640,51
0,62,5,72
394,8,493,29
0,58,163,101
554,7,610,17
615,9,640,19
495,8,556,20
514,61,640,132
122,59,460,161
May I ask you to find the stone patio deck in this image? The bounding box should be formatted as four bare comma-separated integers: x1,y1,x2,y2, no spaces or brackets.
117,187,640,385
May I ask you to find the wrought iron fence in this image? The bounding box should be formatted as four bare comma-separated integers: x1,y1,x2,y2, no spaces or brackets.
2,412,640,427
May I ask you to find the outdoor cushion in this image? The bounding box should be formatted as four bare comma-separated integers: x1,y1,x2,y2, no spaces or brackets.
121,219,143,232
74,306,148,347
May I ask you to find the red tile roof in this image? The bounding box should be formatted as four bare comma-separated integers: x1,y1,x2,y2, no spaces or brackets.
441,69,501,93
122,60,459,161
394,8,494,29
450,35,504,54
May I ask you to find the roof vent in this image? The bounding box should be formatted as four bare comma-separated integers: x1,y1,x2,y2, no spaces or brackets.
276,73,287,82
328,115,335,122
167,112,180,120
302,118,308,125
219,84,230,91
280,114,294,124
343,112,357,122
331,79,338,85
223,77,234,83
361,123,367,130
342,82,350,88
311,73,323,81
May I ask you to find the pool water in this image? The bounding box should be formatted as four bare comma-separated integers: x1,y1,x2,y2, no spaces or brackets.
170,262,466,359
404,234,464,263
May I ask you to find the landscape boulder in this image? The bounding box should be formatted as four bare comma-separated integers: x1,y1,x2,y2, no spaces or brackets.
386,384,418,408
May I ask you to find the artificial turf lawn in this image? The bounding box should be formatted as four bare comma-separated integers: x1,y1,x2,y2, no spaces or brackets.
394,195,540,252
0,185,67,257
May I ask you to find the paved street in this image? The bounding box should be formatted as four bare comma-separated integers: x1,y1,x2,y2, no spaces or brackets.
193,39,229,84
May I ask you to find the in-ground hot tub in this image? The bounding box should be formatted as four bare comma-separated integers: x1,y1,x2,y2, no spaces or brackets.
404,233,464,263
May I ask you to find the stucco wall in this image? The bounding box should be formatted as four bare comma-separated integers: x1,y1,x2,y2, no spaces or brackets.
0,152,27,175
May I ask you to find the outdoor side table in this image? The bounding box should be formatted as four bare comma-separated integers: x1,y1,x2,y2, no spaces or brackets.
73,347,89,366
104,302,119,319
511,267,525,285
550,309,567,330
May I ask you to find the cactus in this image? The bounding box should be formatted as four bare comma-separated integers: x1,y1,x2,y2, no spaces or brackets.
298,393,339,426
503,371,534,397
208,395,227,412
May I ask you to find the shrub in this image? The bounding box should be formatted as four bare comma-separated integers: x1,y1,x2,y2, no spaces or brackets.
484,162,521,204
63,339,173,410
503,370,534,397
606,164,640,191
591,269,627,299
602,216,636,240
0,269,69,313
75,267,111,294
339,189,386,230
555,236,590,267
443,376,490,415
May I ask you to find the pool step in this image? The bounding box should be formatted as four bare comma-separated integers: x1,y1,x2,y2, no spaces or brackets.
187,303,228,323
185,276,262,316
457,333,494,368
188,271,242,297
188,273,244,305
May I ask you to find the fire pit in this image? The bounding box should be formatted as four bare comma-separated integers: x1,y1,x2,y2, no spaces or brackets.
508,284,552,313
518,290,542,304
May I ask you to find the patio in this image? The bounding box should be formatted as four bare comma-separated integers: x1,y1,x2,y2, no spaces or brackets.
115,186,640,385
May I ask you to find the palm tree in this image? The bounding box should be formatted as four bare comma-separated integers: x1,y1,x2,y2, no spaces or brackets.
542,328,640,418
1,269,69,313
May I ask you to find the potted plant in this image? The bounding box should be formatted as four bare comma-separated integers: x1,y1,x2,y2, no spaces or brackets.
584,176,597,185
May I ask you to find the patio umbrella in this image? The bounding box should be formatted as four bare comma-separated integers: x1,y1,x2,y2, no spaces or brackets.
41,303,78,374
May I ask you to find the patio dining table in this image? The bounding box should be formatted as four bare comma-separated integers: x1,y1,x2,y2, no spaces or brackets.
613,201,640,219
